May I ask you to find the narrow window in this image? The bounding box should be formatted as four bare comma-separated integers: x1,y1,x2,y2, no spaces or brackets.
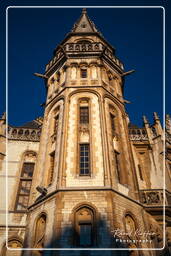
80,144,90,175
16,162,35,211
81,69,87,78
114,151,121,183
110,113,115,137
53,114,59,135
80,107,89,124
138,164,143,180
79,224,92,246
75,207,94,247
48,151,55,185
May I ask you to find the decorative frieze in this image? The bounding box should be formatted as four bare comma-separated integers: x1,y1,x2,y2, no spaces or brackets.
139,189,170,205
129,128,148,141
45,42,124,74
8,127,41,142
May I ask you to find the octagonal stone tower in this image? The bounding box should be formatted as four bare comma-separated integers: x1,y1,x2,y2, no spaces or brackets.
23,9,164,256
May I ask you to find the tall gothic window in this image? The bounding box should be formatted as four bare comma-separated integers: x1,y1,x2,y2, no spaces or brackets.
80,144,90,175
80,106,89,124
114,150,121,183
48,151,55,185
15,155,36,211
75,207,94,247
53,114,59,135
33,214,46,253
110,113,115,137
53,106,60,135
51,106,60,144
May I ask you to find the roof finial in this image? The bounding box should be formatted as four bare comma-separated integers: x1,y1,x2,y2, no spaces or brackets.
143,115,149,124
82,8,87,14
153,112,159,121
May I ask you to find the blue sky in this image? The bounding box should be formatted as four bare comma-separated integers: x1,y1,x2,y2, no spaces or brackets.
0,0,170,127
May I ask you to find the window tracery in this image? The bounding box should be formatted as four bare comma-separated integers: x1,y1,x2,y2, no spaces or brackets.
15,152,36,211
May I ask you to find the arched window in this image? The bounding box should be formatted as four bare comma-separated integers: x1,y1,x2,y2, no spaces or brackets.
33,214,46,253
124,214,138,254
15,152,36,211
75,207,95,247
2,238,23,256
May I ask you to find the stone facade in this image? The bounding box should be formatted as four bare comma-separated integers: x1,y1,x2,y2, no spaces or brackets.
0,8,171,256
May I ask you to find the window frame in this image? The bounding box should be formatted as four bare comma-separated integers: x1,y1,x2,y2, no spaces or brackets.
74,206,96,247
79,143,90,176
79,106,89,124
80,68,87,79
15,162,35,212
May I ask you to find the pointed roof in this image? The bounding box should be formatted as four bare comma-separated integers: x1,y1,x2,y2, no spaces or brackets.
71,8,99,33
53,8,115,56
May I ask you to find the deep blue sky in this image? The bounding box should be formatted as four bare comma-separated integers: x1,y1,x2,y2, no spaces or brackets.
0,0,170,127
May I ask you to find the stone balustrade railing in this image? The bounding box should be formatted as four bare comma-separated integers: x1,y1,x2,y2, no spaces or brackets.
45,42,124,72
139,189,171,206
129,128,148,141
8,127,41,142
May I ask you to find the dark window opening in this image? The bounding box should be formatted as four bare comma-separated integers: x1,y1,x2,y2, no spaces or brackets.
80,107,89,124
48,151,55,185
138,164,143,180
114,151,121,183
80,144,90,175
110,113,115,136
79,223,92,247
81,69,87,78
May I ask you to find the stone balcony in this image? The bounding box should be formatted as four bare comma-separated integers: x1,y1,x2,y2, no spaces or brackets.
129,128,148,141
139,189,171,206
45,42,124,74
8,127,41,142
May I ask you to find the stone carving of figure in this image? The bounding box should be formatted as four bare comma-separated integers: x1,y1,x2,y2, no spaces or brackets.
71,66,77,80
91,66,97,79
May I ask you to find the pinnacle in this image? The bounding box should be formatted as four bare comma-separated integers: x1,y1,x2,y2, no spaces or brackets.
71,8,98,33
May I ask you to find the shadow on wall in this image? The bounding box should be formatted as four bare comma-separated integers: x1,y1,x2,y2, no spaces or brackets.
20,213,170,256
27,218,138,256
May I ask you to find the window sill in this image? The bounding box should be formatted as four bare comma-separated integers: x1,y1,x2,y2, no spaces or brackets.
76,174,92,179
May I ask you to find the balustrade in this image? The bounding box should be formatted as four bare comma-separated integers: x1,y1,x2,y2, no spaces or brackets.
45,42,124,72
8,127,41,141
139,189,171,206
129,128,148,141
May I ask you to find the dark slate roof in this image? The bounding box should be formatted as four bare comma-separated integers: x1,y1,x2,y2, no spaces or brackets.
128,123,140,129
19,120,41,129
14,119,43,129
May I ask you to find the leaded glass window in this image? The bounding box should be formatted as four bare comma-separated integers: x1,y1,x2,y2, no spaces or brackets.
80,107,89,124
15,162,35,211
80,144,90,175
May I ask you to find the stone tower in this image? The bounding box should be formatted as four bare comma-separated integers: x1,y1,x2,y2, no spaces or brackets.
18,9,169,256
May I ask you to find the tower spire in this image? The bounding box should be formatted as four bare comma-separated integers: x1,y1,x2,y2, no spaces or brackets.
71,8,99,33
82,8,87,14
